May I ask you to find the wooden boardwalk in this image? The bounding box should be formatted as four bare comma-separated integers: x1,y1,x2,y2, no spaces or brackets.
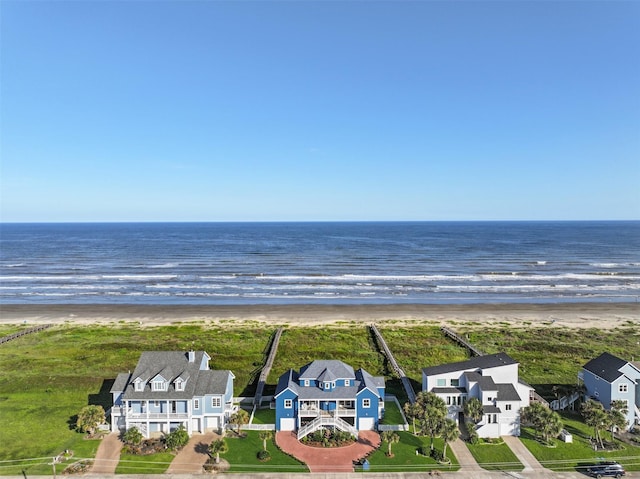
0,324,53,345
254,327,283,407
369,324,416,404
441,326,483,356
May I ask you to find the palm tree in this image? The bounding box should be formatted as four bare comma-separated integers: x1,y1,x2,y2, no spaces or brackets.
441,418,459,461
403,401,423,433
76,405,106,436
417,397,447,451
380,430,400,457
209,438,228,464
258,430,273,451
582,399,608,449
539,409,563,444
230,409,249,435
463,397,483,425
608,400,629,441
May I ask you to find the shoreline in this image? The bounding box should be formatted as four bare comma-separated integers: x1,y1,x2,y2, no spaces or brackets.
0,302,638,329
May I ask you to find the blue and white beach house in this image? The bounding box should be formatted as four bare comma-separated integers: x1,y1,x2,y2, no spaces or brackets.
274,360,385,439
580,352,640,431
110,351,235,438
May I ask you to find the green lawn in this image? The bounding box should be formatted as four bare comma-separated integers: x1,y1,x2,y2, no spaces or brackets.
0,324,271,469
222,431,308,473
466,439,523,471
458,326,640,399
365,432,459,472
251,407,276,424
380,400,406,425
115,451,175,474
520,412,640,473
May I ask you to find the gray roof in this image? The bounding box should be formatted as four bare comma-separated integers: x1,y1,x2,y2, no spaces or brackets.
423,353,517,376
113,351,232,400
583,352,627,383
483,405,501,414
275,360,384,399
299,360,355,381
431,387,467,394
464,371,497,390
496,384,522,402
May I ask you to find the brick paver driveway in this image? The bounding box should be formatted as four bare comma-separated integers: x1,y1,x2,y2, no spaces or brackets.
276,430,380,472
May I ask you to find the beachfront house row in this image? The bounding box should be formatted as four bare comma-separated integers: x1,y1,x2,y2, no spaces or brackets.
422,352,533,438
580,352,640,431
110,350,235,438
274,360,385,439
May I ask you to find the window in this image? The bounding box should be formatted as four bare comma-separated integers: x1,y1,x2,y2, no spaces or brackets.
194,399,200,410
152,379,166,391
619,383,628,393
175,379,184,391
134,380,144,392
324,382,331,390
505,404,512,411
211,397,221,408
304,380,309,386
450,379,459,387
436,379,446,387
447,396,451,405
284,399,292,408
154,401,160,407
363,399,371,408
344,379,350,386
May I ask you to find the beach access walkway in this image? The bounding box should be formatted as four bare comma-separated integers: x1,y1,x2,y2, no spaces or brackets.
370,324,416,404
254,327,283,407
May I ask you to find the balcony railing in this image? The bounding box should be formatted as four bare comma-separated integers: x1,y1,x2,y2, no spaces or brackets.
125,409,190,420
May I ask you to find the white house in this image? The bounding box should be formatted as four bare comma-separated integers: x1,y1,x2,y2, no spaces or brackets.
422,352,533,437
110,351,235,438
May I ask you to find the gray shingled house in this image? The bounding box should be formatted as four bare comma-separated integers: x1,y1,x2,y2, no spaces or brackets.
110,350,235,438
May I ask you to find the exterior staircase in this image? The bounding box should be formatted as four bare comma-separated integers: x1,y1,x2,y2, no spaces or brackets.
297,415,358,440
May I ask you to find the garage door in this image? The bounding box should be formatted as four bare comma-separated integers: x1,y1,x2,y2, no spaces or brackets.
358,417,375,430
280,418,295,431
205,416,219,431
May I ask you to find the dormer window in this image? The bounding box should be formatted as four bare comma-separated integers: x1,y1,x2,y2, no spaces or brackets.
152,378,167,391
134,379,144,392
324,382,331,390
344,379,350,386
175,378,185,391
304,380,309,386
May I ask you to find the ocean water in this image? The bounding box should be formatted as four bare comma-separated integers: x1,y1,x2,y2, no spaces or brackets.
0,222,639,305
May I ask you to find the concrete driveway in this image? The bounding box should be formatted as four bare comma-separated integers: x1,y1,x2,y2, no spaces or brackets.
90,432,123,474
166,431,218,474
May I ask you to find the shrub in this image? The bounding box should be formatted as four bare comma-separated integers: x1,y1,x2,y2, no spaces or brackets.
165,425,189,450
257,449,271,461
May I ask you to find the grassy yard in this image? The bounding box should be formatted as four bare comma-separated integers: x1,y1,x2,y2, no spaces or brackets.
0,324,271,467
466,439,523,471
380,400,406,425
458,325,640,398
265,326,386,395
376,325,470,388
115,451,175,474
222,431,308,473
365,432,459,472
251,407,276,424
521,412,640,473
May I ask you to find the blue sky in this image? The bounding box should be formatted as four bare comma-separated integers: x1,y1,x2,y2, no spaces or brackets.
1,1,639,222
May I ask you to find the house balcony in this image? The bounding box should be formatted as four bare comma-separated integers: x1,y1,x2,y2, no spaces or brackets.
124,409,190,420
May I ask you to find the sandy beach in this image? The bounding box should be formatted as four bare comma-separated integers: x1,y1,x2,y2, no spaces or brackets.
0,302,638,329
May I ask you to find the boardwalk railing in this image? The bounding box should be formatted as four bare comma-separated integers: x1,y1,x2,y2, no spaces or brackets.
440,326,483,356
254,327,283,407
370,324,416,404
0,324,53,345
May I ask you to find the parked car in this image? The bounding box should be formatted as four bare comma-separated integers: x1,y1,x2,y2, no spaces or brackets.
586,461,626,478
